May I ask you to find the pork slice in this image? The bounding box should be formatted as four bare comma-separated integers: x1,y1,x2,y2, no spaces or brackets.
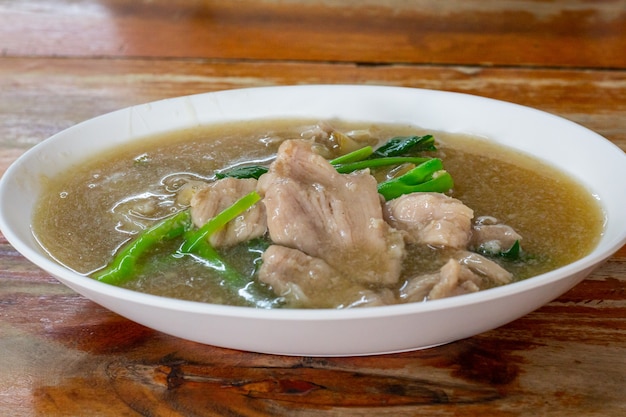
427,259,482,300
257,139,405,285
259,245,394,308
384,192,474,249
398,272,441,303
455,250,513,285
259,245,340,307
189,177,266,248
426,259,460,300
400,259,482,302
470,215,522,253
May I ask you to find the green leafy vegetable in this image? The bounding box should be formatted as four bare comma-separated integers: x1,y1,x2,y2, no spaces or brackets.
215,165,268,180
371,135,436,158
500,240,521,260
477,240,524,261
328,135,453,199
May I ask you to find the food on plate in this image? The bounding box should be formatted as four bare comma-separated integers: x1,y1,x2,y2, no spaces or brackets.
32,120,603,308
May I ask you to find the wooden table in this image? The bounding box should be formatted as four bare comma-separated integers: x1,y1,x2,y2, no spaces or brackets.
1,1,625,415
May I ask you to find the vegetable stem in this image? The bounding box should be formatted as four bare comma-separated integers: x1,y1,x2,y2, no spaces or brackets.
177,190,277,307
180,191,261,253
377,158,454,200
330,146,373,165
333,156,431,174
94,209,192,285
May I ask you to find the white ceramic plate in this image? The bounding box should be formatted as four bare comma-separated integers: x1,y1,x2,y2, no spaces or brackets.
1,85,625,356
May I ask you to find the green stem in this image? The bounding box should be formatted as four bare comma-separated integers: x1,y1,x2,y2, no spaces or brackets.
377,158,454,200
333,156,431,174
180,191,261,253
178,190,269,306
330,146,373,165
94,209,192,285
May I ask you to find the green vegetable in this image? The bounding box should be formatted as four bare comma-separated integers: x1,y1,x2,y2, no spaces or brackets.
183,240,276,308
177,190,278,307
95,190,275,307
377,158,454,200
180,191,261,254
476,239,526,261
501,240,521,260
326,135,454,199
178,189,255,269
500,240,522,259
215,134,435,179
216,145,376,179
215,165,268,180
333,156,431,174
371,135,436,158
329,146,373,165
94,209,192,285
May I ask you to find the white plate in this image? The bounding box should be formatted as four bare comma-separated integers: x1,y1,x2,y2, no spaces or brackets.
1,85,625,356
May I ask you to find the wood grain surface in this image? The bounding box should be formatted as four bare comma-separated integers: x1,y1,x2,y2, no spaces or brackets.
3,0,626,67
1,1,625,416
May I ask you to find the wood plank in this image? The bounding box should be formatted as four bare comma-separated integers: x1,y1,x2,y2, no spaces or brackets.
1,57,624,177
1,0,625,68
1,263,624,416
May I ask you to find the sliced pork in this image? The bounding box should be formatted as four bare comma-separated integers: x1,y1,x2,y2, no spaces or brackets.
259,245,393,308
455,250,513,285
383,192,474,248
470,215,522,254
257,139,405,286
398,272,442,302
400,249,513,302
259,245,340,307
427,259,481,300
399,259,481,302
189,177,267,248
